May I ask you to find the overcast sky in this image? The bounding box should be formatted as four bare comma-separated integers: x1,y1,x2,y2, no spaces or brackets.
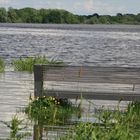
0,0,140,15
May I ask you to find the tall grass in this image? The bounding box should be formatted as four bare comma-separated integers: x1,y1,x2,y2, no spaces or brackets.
12,56,63,72
1,115,31,140
60,101,140,140
0,58,5,72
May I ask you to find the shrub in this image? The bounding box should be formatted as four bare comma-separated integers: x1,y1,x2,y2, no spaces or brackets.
25,96,80,125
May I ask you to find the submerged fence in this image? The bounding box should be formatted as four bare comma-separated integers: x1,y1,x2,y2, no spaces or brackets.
34,65,140,101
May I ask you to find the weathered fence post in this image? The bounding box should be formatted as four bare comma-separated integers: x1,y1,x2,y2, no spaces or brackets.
34,65,44,97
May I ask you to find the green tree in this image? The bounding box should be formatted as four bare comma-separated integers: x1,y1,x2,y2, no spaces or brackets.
18,8,42,23
39,8,47,23
0,7,139,24
86,16,99,24
62,11,80,23
7,7,19,23
136,13,140,23
99,16,110,24
114,13,123,23
122,14,135,24
0,7,7,22
46,9,63,23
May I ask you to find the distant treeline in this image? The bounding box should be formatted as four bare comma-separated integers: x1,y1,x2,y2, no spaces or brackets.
0,7,140,24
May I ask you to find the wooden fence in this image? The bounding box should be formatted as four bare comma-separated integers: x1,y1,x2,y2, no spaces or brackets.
34,65,140,101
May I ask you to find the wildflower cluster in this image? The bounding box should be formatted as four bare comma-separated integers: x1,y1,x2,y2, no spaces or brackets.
30,96,72,107
31,96,61,107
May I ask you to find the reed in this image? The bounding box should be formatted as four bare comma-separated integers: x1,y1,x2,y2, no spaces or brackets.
60,101,140,140
12,56,63,72
0,58,5,72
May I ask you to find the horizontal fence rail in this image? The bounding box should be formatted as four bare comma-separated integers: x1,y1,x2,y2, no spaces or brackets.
34,65,140,101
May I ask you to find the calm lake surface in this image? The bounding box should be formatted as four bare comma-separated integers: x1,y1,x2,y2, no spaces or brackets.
0,24,140,139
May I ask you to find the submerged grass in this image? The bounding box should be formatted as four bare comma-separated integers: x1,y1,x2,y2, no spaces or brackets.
12,56,63,72
60,101,140,140
1,115,31,140
25,96,81,125
0,58,5,72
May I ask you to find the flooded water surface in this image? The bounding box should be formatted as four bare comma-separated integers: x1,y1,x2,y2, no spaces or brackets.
0,24,140,67
0,24,140,139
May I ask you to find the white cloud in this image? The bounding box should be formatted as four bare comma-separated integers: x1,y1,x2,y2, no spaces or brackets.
0,0,11,4
72,0,126,15
85,0,94,11
31,1,65,10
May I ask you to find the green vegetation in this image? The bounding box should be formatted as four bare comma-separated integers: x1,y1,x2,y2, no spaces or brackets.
0,7,140,24
0,58,5,72
12,56,63,72
1,115,31,140
25,96,81,125
60,101,140,140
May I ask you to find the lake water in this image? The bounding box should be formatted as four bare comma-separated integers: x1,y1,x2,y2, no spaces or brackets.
0,24,140,139
0,24,140,67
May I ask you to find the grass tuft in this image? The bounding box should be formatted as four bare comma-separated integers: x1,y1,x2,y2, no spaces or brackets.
12,56,63,72
0,115,31,140
0,58,5,72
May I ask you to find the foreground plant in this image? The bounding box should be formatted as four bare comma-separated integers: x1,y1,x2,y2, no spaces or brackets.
0,115,31,140
60,101,140,140
12,56,63,72
0,58,5,72
25,96,80,125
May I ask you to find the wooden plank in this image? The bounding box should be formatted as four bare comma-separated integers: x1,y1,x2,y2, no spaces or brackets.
44,90,140,101
43,65,140,84
44,81,140,100
42,65,140,73
44,75,140,84
44,82,137,92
